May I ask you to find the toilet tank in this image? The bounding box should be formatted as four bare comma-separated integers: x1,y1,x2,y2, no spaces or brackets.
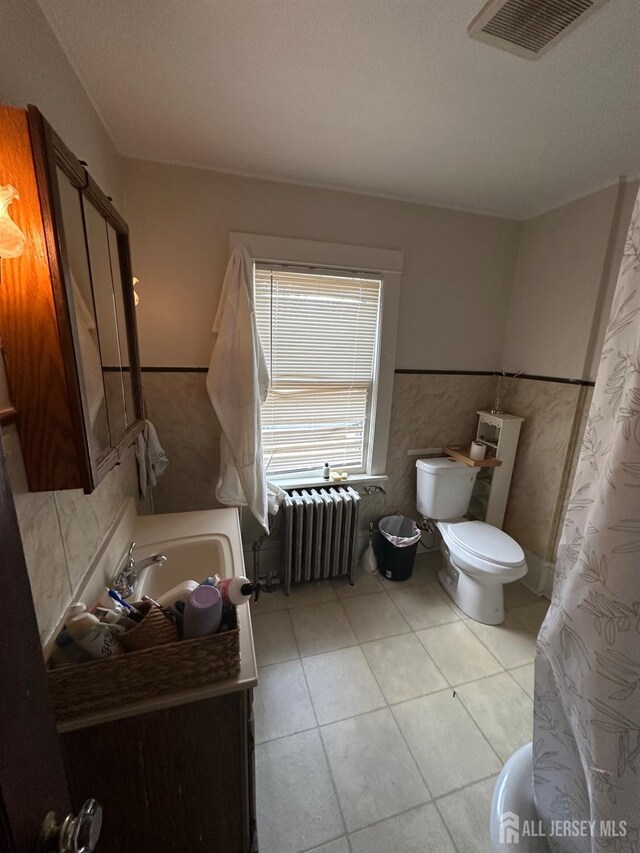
416,457,479,520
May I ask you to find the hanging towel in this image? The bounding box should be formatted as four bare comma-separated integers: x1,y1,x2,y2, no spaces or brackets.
206,245,270,533
135,419,169,500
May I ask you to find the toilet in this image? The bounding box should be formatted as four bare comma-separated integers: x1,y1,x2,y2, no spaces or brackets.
416,457,527,625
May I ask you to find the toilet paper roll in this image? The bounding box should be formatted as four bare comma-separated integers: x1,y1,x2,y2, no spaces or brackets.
470,441,487,461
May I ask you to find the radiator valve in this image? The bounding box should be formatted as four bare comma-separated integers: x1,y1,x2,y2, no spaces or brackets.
362,484,386,496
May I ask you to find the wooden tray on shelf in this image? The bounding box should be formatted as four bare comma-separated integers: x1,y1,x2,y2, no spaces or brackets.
442,445,502,468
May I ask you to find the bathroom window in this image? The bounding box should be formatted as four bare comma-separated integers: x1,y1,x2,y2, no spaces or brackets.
231,231,402,484
254,264,382,476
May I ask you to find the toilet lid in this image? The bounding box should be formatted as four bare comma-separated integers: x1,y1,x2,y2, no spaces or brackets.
448,521,524,567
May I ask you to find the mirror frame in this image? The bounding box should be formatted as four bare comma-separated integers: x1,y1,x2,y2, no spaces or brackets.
27,105,144,492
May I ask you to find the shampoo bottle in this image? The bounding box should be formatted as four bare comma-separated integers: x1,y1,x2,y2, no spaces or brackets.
66,613,125,659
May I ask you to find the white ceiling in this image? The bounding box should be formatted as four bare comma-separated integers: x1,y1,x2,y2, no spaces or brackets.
37,0,640,218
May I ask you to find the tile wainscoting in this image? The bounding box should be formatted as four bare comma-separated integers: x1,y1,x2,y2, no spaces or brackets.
142,369,590,595
2,424,140,642
502,377,591,594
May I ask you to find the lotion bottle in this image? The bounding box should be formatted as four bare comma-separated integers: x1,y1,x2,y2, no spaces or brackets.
217,576,260,607
66,613,125,659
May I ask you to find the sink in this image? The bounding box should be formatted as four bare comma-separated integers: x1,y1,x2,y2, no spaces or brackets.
54,504,258,732
134,535,234,600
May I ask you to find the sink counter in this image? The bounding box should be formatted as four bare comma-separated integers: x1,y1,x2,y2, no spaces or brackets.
56,506,258,734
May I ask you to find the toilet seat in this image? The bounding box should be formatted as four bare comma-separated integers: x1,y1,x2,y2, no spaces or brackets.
438,519,526,576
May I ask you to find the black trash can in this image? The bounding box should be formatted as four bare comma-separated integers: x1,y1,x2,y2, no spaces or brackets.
377,515,421,582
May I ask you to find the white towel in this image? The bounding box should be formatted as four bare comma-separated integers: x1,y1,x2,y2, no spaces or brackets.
206,246,270,533
135,419,169,499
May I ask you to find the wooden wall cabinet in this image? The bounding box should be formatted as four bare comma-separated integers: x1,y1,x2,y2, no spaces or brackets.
0,104,144,492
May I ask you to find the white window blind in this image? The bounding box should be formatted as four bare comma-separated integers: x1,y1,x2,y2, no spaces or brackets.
254,264,382,476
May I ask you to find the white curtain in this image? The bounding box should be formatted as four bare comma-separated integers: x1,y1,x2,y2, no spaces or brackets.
533,192,640,851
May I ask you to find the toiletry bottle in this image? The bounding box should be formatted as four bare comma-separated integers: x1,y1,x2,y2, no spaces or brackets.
50,630,93,666
217,576,260,607
66,613,125,659
183,585,223,639
156,580,199,617
67,601,87,620
322,461,330,480
199,574,221,588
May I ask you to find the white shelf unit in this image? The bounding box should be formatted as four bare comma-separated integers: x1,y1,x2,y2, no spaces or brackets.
467,410,524,529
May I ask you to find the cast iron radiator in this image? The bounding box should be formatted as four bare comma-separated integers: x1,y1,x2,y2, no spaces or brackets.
282,487,361,595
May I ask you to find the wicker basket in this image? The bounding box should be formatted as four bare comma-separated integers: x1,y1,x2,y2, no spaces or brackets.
48,607,240,724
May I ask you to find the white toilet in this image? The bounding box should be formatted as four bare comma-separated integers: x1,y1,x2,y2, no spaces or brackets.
416,457,527,624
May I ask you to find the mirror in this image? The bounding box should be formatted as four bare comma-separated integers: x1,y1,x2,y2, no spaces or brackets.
55,168,111,458
83,197,128,444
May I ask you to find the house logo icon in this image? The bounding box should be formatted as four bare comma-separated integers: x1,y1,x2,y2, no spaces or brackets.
500,811,520,844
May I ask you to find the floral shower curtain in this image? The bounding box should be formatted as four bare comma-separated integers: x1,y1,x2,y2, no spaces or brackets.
533,192,640,851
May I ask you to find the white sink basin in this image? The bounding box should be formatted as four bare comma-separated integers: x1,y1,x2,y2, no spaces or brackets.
134,534,233,600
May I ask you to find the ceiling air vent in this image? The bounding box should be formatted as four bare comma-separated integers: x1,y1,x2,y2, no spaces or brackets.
468,0,610,59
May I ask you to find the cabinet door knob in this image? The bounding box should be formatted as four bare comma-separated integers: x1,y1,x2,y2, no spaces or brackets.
39,799,102,852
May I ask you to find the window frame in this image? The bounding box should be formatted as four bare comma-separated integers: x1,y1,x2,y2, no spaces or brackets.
230,232,403,484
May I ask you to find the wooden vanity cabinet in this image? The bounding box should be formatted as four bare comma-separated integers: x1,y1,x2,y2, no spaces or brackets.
60,689,258,852
0,104,144,492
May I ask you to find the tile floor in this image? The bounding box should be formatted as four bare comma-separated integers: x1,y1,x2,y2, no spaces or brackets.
252,553,548,853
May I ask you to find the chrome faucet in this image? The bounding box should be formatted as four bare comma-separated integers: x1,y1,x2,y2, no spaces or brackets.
112,541,167,598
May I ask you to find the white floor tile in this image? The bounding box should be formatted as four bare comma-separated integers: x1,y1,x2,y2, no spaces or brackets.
341,592,410,643
361,632,447,704
415,622,503,685
256,729,344,853
251,587,289,614
509,662,535,699
289,600,357,657
286,580,337,609
252,610,299,667
456,672,533,762
393,690,501,796
331,568,384,598
349,803,455,853
415,550,444,583
377,565,429,590
388,583,459,631
255,660,316,743
431,581,468,619
503,581,539,609
302,646,386,725
510,599,550,635
466,614,538,669
304,839,350,853
322,708,429,832
438,775,498,853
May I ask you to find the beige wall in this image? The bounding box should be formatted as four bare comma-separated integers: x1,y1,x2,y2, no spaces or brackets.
123,158,521,371
0,0,138,643
0,0,124,207
502,181,638,381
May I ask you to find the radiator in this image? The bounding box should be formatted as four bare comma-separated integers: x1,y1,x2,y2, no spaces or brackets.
282,487,361,595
